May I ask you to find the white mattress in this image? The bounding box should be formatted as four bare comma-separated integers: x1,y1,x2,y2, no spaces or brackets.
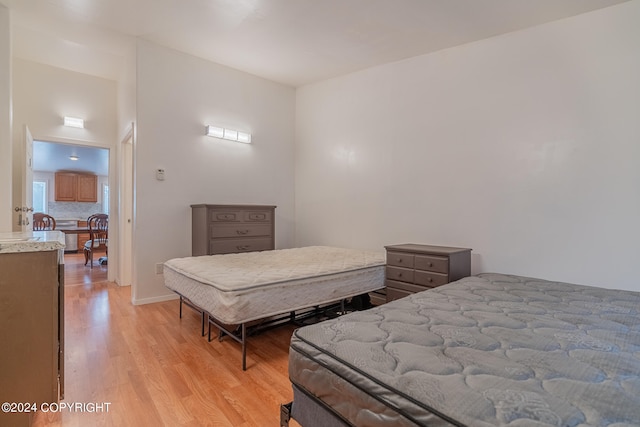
163,246,386,324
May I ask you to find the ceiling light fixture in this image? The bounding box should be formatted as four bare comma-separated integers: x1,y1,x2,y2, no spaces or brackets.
69,155,79,161
64,116,84,129
206,125,251,144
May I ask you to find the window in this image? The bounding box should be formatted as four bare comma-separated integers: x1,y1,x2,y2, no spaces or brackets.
103,184,109,215
33,181,47,213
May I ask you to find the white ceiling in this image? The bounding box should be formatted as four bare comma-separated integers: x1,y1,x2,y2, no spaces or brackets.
1,0,630,87
33,141,109,177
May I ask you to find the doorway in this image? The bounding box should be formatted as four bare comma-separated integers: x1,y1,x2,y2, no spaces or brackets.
32,140,110,286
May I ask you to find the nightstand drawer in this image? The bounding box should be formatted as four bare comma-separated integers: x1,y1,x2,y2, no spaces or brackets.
386,286,414,302
414,270,448,288
415,255,448,273
386,251,414,268
385,279,429,294
386,266,414,283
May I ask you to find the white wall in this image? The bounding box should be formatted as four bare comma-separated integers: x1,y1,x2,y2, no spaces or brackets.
12,59,118,278
116,43,136,142
295,1,640,291
0,6,12,231
12,59,117,147
133,40,296,304
12,59,118,210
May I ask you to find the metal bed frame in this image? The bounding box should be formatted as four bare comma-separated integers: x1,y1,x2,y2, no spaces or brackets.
176,290,348,370
178,294,207,336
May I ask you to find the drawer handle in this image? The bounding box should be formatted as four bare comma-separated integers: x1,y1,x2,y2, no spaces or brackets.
398,273,403,278
236,229,249,235
397,258,402,263
428,262,433,267
237,245,250,251
428,277,433,282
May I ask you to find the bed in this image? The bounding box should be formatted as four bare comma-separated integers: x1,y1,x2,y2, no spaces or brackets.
284,273,640,427
163,246,386,370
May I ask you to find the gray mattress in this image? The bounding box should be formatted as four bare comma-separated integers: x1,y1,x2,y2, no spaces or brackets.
288,273,640,427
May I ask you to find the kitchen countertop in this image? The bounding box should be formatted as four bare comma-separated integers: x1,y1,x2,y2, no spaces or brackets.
0,231,66,254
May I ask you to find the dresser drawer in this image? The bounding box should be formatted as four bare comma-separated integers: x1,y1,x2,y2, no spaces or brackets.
210,224,272,238
415,255,448,273
210,210,241,222
414,270,448,288
386,251,414,268
244,210,272,222
209,238,273,254
386,266,414,283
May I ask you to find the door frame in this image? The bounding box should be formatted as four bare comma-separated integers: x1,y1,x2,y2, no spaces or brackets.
117,122,134,288
24,134,116,282
17,125,34,231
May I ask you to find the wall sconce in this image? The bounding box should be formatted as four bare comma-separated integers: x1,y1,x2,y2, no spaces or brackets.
64,116,84,128
206,125,251,144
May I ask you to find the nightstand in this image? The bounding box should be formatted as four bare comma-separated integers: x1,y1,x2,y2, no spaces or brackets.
384,244,472,302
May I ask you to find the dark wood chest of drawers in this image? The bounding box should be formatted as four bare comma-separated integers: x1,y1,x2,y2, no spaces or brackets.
191,204,276,256
385,244,472,302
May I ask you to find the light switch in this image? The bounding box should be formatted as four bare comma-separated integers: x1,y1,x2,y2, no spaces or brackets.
156,168,165,181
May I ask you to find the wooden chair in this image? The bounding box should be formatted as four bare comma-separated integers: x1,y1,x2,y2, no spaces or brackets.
33,213,56,230
83,214,108,268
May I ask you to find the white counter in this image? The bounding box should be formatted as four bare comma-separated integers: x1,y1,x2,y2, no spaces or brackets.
0,231,66,254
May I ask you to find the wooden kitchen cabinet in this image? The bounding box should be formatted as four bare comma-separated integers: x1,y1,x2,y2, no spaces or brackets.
54,172,77,201
55,172,98,202
77,174,98,202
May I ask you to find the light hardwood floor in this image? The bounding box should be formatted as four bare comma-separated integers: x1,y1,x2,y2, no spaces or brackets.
63,251,108,286
33,253,301,427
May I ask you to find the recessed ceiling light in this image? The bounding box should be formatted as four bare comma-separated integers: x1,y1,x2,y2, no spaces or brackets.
69,155,79,161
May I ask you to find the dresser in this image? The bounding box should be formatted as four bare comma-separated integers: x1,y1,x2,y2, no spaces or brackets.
191,204,276,256
384,244,472,302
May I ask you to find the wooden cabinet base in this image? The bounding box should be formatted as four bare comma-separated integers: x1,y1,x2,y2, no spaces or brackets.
0,250,64,427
